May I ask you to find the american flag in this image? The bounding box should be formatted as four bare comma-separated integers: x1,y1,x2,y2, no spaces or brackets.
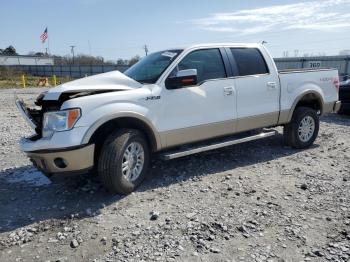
40,28,48,43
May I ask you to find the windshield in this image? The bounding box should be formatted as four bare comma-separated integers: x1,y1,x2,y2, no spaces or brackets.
124,49,182,84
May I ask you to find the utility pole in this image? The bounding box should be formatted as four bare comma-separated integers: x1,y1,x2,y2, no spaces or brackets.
88,40,92,56
70,45,76,64
143,45,149,56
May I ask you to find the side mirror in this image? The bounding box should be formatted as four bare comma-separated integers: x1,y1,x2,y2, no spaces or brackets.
165,69,198,89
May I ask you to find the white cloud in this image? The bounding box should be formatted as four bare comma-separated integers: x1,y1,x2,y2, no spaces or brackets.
191,0,350,35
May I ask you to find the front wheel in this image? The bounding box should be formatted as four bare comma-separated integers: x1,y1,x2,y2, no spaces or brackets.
98,129,150,194
283,107,319,149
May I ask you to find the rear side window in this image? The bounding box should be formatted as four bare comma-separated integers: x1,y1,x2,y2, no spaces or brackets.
175,48,227,83
230,48,269,76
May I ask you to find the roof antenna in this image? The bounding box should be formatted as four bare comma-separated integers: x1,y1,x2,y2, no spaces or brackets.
143,45,149,56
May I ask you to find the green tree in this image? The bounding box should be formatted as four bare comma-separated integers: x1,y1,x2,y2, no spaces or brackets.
128,55,140,66
34,52,46,57
116,58,128,65
2,46,17,56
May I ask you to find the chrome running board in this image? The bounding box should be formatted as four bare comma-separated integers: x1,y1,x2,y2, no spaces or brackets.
160,130,278,160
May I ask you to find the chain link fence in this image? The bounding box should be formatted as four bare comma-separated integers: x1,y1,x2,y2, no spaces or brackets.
5,65,129,78
274,55,350,79
3,55,350,80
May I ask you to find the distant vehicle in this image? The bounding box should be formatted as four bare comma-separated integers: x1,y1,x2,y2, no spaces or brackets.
339,77,350,114
16,43,341,194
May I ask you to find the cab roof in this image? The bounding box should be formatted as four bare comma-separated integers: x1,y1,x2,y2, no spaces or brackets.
180,43,263,51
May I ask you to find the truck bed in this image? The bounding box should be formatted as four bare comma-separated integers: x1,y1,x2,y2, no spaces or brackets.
278,68,339,119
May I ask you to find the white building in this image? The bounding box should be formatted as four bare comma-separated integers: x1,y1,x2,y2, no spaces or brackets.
0,55,54,66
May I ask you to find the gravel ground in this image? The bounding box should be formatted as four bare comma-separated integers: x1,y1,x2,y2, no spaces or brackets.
0,88,350,262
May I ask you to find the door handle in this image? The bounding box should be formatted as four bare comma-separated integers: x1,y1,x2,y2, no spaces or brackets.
267,82,277,89
224,87,234,96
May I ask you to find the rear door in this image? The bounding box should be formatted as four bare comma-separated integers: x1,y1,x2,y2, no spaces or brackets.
227,47,280,132
158,48,237,148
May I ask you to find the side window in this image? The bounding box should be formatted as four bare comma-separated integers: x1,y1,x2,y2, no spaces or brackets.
230,48,269,76
173,49,226,83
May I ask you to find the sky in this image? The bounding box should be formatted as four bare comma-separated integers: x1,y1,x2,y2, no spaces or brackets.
1,0,350,60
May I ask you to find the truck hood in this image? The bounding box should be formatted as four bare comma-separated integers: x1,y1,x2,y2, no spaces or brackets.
44,70,142,101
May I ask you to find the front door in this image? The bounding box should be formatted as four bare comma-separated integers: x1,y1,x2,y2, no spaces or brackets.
158,48,237,148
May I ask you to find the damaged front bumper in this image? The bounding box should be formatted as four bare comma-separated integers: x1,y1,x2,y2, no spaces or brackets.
25,142,95,175
19,131,95,175
16,97,94,175
15,98,38,130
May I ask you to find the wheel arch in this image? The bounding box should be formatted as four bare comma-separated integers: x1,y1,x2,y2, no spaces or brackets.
287,90,324,122
82,112,162,152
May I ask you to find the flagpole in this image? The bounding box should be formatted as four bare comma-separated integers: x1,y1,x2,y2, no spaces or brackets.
47,26,50,55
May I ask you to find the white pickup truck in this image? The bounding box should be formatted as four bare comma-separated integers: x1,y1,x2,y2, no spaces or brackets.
16,43,341,194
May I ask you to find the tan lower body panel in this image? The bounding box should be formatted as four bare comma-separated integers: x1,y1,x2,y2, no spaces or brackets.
27,144,95,174
236,112,279,133
323,102,334,114
323,101,341,114
162,120,236,148
279,101,339,125
161,112,280,149
333,101,341,112
278,110,290,125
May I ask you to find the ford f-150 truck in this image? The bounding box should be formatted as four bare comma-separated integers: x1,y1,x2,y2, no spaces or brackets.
16,43,341,194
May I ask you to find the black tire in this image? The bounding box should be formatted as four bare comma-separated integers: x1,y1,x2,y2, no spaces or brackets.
283,107,319,149
98,129,150,194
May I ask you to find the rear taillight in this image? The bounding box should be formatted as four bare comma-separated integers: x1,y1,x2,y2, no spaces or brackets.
333,77,340,93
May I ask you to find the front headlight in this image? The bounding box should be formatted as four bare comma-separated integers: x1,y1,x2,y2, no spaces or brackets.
42,108,81,138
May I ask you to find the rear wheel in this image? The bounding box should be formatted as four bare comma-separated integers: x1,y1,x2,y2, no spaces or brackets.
98,129,150,194
283,107,319,149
